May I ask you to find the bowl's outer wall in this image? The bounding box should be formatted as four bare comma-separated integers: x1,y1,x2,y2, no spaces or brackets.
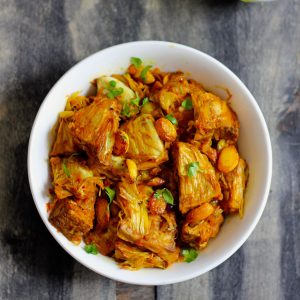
28,41,272,285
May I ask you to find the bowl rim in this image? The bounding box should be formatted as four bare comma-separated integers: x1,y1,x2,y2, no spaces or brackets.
27,40,272,285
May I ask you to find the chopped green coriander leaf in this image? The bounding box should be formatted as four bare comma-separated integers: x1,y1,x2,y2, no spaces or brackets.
162,189,174,205
109,80,117,87
107,91,114,99
141,97,149,106
181,98,193,110
165,114,178,125
104,187,115,204
182,248,198,263
115,87,124,95
130,94,140,106
130,57,142,68
84,244,99,255
154,188,174,205
62,160,71,177
187,161,200,177
121,103,131,117
141,65,152,82
107,87,124,99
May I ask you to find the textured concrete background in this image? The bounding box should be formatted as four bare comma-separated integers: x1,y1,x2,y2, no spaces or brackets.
0,0,299,299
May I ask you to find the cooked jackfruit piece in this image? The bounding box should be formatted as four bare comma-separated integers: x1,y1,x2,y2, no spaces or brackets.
174,142,222,214
181,205,224,249
117,181,151,242
154,72,190,113
84,217,119,256
191,137,217,164
88,155,128,180
49,197,95,244
69,98,121,165
116,181,179,265
190,81,239,143
115,240,167,270
51,118,79,156
220,158,248,216
65,91,90,111
49,156,100,244
122,114,168,170
50,156,101,200
123,73,149,100
137,212,180,265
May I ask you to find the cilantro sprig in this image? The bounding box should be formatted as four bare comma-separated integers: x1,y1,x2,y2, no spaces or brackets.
109,80,117,87
84,244,99,255
187,162,201,177
154,188,174,205
107,87,124,99
130,57,142,68
165,114,178,125
141,65,152,82
124,96,149,116
104,187,116,204
182,248,198,263
181,98,193,110
101,79,124,99
130,94,140,107
62,159,71,178
121,103,132,117
141,97,149,106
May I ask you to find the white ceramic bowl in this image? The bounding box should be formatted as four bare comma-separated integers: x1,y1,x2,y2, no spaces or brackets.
28,41,272,285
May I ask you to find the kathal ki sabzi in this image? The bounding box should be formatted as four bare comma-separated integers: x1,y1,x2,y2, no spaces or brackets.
48,57,248,270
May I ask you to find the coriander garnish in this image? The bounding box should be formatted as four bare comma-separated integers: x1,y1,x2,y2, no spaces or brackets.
84,244,99,255
165,114,178,125
141,65,152,82
181,248,198,263
130,57,142,68
154,188,174,205
181,98,193,110
104,187,116,204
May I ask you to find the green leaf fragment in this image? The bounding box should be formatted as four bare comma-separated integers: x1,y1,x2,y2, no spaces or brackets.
109,80,117,87
165,114,178,125
121,103,132,117
154,188,174,205
141,65,152,82
130,94,140,106
84,244,99,255
182,248,198,263
187,161,200,177
62,159,71,177
130,57,143,68
141,97,149,106
107,87,124,99
181,98,193,110
104,187,116,204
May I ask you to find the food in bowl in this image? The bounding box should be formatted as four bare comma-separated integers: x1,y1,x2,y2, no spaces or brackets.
47,57,248,270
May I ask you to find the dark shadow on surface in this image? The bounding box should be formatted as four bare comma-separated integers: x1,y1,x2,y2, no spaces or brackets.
277,87,300,299
188,0,238,8
203,0,238,6
0,74,75,299
0,1,77,299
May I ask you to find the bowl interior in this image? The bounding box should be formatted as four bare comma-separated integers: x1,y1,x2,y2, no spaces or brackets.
28,41,272,285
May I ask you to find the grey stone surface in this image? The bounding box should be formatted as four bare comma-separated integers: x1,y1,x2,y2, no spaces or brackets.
0,0,299,299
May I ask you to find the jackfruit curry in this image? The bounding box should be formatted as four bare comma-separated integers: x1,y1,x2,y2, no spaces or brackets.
48,57,248,270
